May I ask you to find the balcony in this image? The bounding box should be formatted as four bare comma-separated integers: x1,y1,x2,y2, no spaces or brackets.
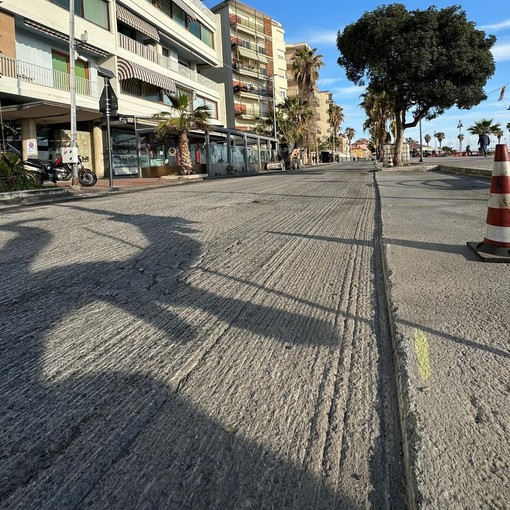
119,34,220,93
0,55,99,97
233,81,272,98
234,103,269,118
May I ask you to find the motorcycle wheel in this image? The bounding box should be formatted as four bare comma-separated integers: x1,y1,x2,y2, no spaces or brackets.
79,169,97,187
26,171,43,186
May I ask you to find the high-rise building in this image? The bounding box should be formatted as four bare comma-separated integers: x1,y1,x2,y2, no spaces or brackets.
207,0,287,134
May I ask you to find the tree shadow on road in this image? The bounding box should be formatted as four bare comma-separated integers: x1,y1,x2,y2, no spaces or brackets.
0,207,361,509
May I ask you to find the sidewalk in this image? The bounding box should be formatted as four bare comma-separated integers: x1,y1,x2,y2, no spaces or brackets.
0,175,205,209
376,169,509,508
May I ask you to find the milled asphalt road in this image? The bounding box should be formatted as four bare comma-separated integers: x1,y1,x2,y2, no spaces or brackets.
0,161,508,509
0,166,406,509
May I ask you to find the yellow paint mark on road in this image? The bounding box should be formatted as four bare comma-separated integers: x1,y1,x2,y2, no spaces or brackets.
414,329,431,381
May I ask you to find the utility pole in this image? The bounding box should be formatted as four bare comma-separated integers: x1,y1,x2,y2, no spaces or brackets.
419,119,424,162
68,0,79,187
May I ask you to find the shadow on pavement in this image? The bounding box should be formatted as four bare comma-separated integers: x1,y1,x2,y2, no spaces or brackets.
0,207,361,509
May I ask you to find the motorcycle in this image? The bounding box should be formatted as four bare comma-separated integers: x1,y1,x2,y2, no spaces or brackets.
24,155,97,187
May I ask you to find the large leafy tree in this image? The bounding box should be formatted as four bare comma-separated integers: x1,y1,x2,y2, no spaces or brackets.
337,4,496,166
153,94,211,175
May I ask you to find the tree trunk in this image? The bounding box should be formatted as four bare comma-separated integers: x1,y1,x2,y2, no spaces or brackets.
179,131,193,175
393,111,404,167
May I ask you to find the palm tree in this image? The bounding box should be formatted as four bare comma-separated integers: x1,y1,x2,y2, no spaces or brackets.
494,128,504,143
328,103,344,156
291,47,324,98
291,47,324,164
434,132,445,149
153,94,211,175
467,118,499,136
457,133,464,151
424,134,432,146
360,87,393,158
345,127,356,158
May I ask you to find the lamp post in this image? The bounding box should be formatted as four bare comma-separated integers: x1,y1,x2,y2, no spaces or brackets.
419,119,424,162
68,0,79,187
97,67,117,187
457,120,463,151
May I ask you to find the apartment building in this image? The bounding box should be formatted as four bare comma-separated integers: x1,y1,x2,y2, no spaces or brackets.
0,0,224,177
207,0,287,134
317,90,332,142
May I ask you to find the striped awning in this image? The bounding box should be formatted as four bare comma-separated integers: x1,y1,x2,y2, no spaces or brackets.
23,19,110,56
172,0,197,22
117,58,176,93
116,4,160,42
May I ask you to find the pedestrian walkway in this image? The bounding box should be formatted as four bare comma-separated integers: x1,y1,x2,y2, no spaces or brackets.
376,169,509,508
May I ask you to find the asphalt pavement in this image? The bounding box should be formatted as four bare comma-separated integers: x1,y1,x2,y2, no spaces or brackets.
0,156,508,508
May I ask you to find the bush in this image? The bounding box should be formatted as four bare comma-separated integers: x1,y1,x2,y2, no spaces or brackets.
0,152,38,192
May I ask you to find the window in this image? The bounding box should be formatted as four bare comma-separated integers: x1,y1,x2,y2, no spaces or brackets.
188,20,201,38
194,95,218,119
50,0,109,29
200,26,213,48
277,49,285,60
171,3,186,27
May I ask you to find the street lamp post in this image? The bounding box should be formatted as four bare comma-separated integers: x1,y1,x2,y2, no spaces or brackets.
457,120,463,151
419,119,424,162
68,0,79,187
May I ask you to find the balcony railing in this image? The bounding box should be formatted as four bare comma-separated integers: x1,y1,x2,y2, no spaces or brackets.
233,82,272,98
119,34,220,93
229,14,259,32
0,55,99,97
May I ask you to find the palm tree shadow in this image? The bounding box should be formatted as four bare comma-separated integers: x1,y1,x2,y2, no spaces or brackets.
0,208,361,508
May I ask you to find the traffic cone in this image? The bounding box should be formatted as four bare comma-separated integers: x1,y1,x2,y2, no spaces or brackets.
467,144,510,262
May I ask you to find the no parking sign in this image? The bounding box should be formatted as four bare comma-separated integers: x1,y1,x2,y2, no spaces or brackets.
26,139,38,157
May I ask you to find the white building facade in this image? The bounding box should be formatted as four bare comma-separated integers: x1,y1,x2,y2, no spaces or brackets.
0,0,225,177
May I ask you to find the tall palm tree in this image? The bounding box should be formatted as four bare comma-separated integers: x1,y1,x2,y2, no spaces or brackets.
424,134,432,146
467,118,499,136
457,133,464,151
360,87,393,158
291,47,324,163
328,103,344,155
494,128,504,143
153,94,211,175
345,127,356,158
291,47,324,98
434,132,445,149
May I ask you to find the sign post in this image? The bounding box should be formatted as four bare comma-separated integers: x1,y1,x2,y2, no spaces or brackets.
97,67,117,187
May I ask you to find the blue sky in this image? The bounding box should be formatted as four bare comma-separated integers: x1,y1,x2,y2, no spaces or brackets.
205,0,510,149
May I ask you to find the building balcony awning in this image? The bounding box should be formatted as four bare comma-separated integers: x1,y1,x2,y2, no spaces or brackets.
117,57,176,94
257,53,268,64
23,19,110,57
172,0,197,22
116,5,160,42
237,47,258,61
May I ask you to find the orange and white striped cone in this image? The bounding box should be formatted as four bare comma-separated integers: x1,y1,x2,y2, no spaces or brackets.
467,143,510,262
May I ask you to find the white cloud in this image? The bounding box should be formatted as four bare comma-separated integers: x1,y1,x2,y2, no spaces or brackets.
318,77,343,86
331,85,365,98
480,19,510,32
306,30,338,45
492,43,510,61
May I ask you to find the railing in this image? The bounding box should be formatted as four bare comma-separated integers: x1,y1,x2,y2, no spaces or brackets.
119,34,220,93
234,104,269,118
233,82,272,98
0,55,99,97
229,14,259,32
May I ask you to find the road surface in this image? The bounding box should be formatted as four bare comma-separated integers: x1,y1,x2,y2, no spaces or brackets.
0,165,405,509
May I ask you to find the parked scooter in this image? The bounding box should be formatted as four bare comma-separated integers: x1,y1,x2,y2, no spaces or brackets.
24,155,97,186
